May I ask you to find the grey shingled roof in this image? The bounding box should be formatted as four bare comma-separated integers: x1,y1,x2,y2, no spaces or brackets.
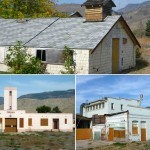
0,15,121,49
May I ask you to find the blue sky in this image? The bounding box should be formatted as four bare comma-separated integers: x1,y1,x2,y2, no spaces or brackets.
76,75,150,113
58,0,147,10
0,75,75,97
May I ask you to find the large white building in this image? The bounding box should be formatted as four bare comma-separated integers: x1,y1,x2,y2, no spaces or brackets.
0,87,73,133
81,96,150,142
0,0,140,74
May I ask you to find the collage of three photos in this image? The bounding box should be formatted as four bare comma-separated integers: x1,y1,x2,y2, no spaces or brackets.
0,0,150,149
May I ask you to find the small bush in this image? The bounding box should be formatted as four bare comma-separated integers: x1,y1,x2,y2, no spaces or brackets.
113,142,127,147
136,58,149,70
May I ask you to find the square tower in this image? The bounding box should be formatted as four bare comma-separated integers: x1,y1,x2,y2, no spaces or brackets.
4,87,17,111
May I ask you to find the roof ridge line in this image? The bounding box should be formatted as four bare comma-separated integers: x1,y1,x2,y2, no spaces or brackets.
23,17,60,46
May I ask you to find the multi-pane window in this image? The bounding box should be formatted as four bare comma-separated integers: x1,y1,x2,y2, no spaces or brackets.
36,50,46,61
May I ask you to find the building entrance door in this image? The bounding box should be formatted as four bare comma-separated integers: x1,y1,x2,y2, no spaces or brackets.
53,119,59,129
5,118,17,132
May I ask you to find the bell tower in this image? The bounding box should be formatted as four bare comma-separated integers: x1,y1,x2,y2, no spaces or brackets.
82,0,116,22
4,87,17,111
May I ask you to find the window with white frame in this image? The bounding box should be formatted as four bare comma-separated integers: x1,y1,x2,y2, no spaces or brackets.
111,103,114,110
36,50,46,61
121,104,123,110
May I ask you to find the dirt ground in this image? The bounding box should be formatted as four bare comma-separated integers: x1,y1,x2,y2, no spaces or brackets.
0,131,75,150
76,140,150,150
126,37,150,74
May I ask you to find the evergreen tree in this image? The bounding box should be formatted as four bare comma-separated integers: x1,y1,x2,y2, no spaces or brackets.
36,105,51,113
145,20,150,37
52,106,62,113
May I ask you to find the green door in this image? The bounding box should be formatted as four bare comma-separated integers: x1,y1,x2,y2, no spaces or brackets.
94,131,100,140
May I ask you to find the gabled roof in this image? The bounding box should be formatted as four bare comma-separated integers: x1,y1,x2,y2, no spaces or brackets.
81,0,116,7
0,15,140,49
69,11,83,17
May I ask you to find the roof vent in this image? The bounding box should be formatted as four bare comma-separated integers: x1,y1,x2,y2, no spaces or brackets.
81,0,116,22
17,19,30,23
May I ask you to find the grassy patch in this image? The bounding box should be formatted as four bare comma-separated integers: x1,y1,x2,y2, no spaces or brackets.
113,142,127,147
0,131,75,150
0,71,11,74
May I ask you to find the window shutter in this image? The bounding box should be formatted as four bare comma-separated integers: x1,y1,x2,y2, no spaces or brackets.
20,118,24,128
41,119,48,126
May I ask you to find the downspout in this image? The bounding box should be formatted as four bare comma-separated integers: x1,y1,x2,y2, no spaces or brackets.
127,111,130,142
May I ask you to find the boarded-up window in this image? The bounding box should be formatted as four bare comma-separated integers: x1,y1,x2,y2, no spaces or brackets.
20,118,24,128
114,130,125,138
132,121,138,134
41,118,48,126
28,118,32,126
65,119,67,124
36,50,46,61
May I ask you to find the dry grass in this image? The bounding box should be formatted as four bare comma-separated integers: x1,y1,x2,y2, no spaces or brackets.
125,37,150,74
0,131,75,150
77,140,150,150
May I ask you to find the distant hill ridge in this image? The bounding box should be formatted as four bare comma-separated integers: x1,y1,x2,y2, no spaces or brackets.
0,89,75,105
19,89,75,100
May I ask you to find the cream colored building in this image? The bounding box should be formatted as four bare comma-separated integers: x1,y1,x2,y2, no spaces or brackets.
0,87,73,133
0,0,140,74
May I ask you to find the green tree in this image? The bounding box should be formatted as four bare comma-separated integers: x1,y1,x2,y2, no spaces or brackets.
36,105,51,113
145,20,150,37
5,41,46,74
0,0,68,18
61,46,75,74
52,106,62,113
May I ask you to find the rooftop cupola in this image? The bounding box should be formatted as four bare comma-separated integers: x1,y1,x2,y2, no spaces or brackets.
81,0,116,22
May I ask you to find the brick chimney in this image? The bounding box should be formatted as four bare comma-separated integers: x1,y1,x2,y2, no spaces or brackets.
81,0,116,22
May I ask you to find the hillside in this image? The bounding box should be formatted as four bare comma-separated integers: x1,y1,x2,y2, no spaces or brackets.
0,97,75,114
19,89,75,100
55,4,85,16
56,1,150,31
0,89,75,114
118,1,150,30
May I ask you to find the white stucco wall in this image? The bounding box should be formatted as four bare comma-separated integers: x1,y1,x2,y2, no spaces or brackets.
89,21,137,74
4,87,17,111
82,98,140,118
0,111,73,132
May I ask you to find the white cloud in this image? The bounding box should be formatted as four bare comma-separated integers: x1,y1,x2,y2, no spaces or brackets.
76,75,104,85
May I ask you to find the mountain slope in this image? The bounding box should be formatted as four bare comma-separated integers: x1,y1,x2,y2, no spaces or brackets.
19,89,75,100
55,4,85,16
118,1,150,30
0,97,75,114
